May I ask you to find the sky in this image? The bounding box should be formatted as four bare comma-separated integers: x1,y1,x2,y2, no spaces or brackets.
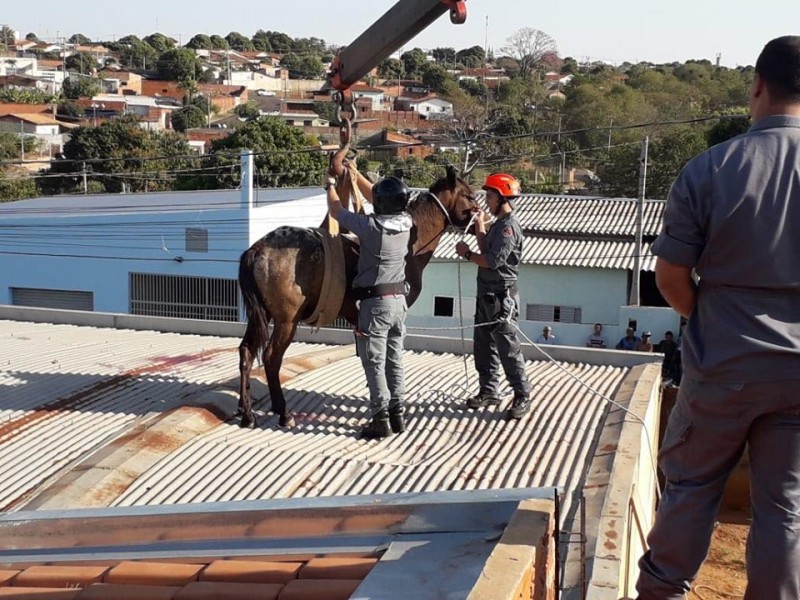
3,0,798,68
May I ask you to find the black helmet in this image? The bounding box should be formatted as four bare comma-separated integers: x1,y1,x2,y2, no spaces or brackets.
372,177,410,215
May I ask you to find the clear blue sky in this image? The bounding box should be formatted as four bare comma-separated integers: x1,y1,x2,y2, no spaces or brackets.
3,0,797,67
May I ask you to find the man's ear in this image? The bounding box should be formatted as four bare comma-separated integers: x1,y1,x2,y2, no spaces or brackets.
752,73,766,99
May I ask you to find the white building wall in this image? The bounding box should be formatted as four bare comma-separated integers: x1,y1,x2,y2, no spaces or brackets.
409,260,678,347
0,188,328,314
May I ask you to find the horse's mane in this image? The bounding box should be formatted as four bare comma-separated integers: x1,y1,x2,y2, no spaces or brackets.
428,174,470,196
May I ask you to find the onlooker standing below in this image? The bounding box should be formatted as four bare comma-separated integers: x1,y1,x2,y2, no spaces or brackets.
657,330,680,383
615,327,640,351
536,326,557,345
635,331,654,352
455,173,532,420
586,323,608,348
636,36,800,600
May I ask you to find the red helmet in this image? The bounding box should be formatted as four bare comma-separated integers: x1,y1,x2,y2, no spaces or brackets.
482,173,521,198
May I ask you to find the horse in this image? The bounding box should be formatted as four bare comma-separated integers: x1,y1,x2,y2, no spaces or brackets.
237,166,478,429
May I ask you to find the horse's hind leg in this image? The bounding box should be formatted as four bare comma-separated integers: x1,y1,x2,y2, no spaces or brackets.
264,319,298,429
238,321,259,429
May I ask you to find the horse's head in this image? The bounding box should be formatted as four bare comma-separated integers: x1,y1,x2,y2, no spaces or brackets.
429,165,479,229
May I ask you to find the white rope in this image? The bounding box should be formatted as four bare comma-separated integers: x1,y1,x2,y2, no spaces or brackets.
407,230,663,501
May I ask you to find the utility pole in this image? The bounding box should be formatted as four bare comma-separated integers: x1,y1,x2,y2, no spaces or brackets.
607,118,613,152
483,15,489,115
82,162,88,194
19,119,24,162
629,136,649,306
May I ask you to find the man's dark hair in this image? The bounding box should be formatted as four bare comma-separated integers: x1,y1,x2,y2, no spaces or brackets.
755,36,800,102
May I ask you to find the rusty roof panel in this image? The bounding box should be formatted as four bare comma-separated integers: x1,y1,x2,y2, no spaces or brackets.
114,349,626,506
0,321,319,512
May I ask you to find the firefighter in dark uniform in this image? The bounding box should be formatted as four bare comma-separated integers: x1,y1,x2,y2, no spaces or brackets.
455,173,532,420
325,173,412,439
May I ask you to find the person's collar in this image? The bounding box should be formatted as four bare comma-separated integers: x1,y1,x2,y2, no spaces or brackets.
749,114,800,133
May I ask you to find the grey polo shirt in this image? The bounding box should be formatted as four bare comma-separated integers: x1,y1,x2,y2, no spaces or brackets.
652,115,800,382
477,212,523,294
336,209,411,289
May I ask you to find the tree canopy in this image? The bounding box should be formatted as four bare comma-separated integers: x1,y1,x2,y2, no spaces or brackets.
185,117,327,189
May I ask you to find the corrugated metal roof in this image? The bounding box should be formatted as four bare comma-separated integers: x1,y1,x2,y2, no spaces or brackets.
509,194,664,237
0,319,628,512
435,231,656,271
0,320,316,512
114,353,627,507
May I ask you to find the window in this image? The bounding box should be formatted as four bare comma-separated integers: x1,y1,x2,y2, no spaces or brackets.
525,303,582,324
433,295,474,318
11,288,94,311
185,228,208,253
130,273,239,322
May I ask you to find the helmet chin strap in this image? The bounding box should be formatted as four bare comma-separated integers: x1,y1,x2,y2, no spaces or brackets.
491,198,506,216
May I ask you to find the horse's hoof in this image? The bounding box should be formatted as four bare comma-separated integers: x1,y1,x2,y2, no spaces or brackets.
279,415,296,429
240,415,257,429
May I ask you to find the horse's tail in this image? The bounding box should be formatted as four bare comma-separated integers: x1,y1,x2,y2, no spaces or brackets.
238,245,271,351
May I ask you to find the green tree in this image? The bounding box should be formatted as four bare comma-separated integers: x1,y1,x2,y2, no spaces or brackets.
0,87,55,104
421,63,451,95
455,45,485,68
171,105,207,132
185,34,213,50
400,48,428,80
291,37,327,56
266,31,293,54
116,37,157,70
25,32,39,42
706,114,751,147
313,101,338,125
209,35,229,50
560,57,578,75
235,101,261,119
458,78,486,98
65,51,97,74
377,58,402,80
280,53,324,79
187,117,327,189
431,47,456,65
0,25,15,48
143,33,176,55
157,48,204,81
251,30,273,52
226,31,255,52
597,126,707,198
44,115,196,194
0,171,38,202
57,100,85,121
62,76,101,100
68,33,91,45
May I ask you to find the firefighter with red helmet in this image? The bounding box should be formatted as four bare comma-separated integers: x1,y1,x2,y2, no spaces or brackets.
455,173,532,420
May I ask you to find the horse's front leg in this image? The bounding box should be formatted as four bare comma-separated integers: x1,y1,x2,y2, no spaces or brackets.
265,320,298,429
238,324,258,429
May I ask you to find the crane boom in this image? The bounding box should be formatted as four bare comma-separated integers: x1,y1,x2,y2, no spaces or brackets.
327,0,467,94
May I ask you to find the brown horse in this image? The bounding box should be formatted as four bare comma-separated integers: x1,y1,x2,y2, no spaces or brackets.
237,166,478,428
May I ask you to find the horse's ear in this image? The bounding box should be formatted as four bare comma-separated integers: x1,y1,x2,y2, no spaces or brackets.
446,165,457,187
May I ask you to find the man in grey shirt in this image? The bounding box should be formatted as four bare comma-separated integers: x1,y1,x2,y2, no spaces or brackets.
636,36,800,600
325,173,411,440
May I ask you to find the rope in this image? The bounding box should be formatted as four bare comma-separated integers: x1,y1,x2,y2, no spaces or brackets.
691,584,741,599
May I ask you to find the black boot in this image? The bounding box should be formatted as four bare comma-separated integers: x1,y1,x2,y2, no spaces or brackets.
466,393,502,410
389,408,406,434
507,395,532,420
361,410,392,440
